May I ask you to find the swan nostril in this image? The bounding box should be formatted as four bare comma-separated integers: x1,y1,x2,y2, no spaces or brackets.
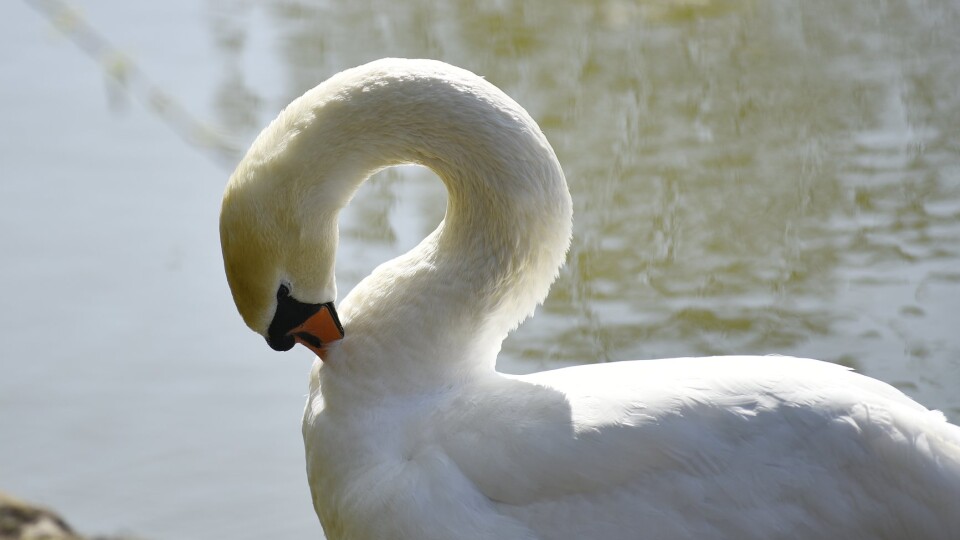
294,332,324,349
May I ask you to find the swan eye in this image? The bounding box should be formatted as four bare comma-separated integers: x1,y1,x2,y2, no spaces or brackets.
277,284,291,300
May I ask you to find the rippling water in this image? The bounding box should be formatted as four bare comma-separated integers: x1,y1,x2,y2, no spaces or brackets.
2,0,958,538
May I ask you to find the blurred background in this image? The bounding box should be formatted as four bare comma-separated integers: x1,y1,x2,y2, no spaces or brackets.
2,0,959,538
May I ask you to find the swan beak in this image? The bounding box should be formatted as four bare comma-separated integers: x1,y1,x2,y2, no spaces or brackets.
290,304,344,358
266,290,344,358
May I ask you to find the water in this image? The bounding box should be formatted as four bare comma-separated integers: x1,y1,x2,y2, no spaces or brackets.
1,0,958,538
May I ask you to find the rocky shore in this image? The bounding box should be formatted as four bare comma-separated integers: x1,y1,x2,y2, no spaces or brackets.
0,492,141,540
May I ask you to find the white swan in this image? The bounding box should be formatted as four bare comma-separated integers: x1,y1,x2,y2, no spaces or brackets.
220,59,960,540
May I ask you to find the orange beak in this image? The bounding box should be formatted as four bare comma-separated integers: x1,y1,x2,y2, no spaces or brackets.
289,303,344,358
267,285,344,358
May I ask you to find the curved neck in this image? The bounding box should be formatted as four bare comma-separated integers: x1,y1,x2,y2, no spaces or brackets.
282,61,572,391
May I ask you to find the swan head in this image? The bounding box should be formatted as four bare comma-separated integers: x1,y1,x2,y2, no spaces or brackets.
219,135,347,357
220,58,573,360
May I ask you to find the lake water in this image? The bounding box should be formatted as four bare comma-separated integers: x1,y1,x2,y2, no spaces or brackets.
2,0,958,538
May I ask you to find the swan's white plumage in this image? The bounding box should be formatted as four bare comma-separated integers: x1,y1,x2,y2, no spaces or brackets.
221,59,960,539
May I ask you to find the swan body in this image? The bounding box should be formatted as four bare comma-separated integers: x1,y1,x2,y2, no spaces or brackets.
220,59,960,539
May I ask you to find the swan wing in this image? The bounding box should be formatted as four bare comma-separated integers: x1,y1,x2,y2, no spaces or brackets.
440,356,960,538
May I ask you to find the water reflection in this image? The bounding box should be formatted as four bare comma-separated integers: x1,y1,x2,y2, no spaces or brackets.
5,0,958,538
201,0,959,416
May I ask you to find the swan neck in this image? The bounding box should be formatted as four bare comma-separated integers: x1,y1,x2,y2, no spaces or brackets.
296,62,572,381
